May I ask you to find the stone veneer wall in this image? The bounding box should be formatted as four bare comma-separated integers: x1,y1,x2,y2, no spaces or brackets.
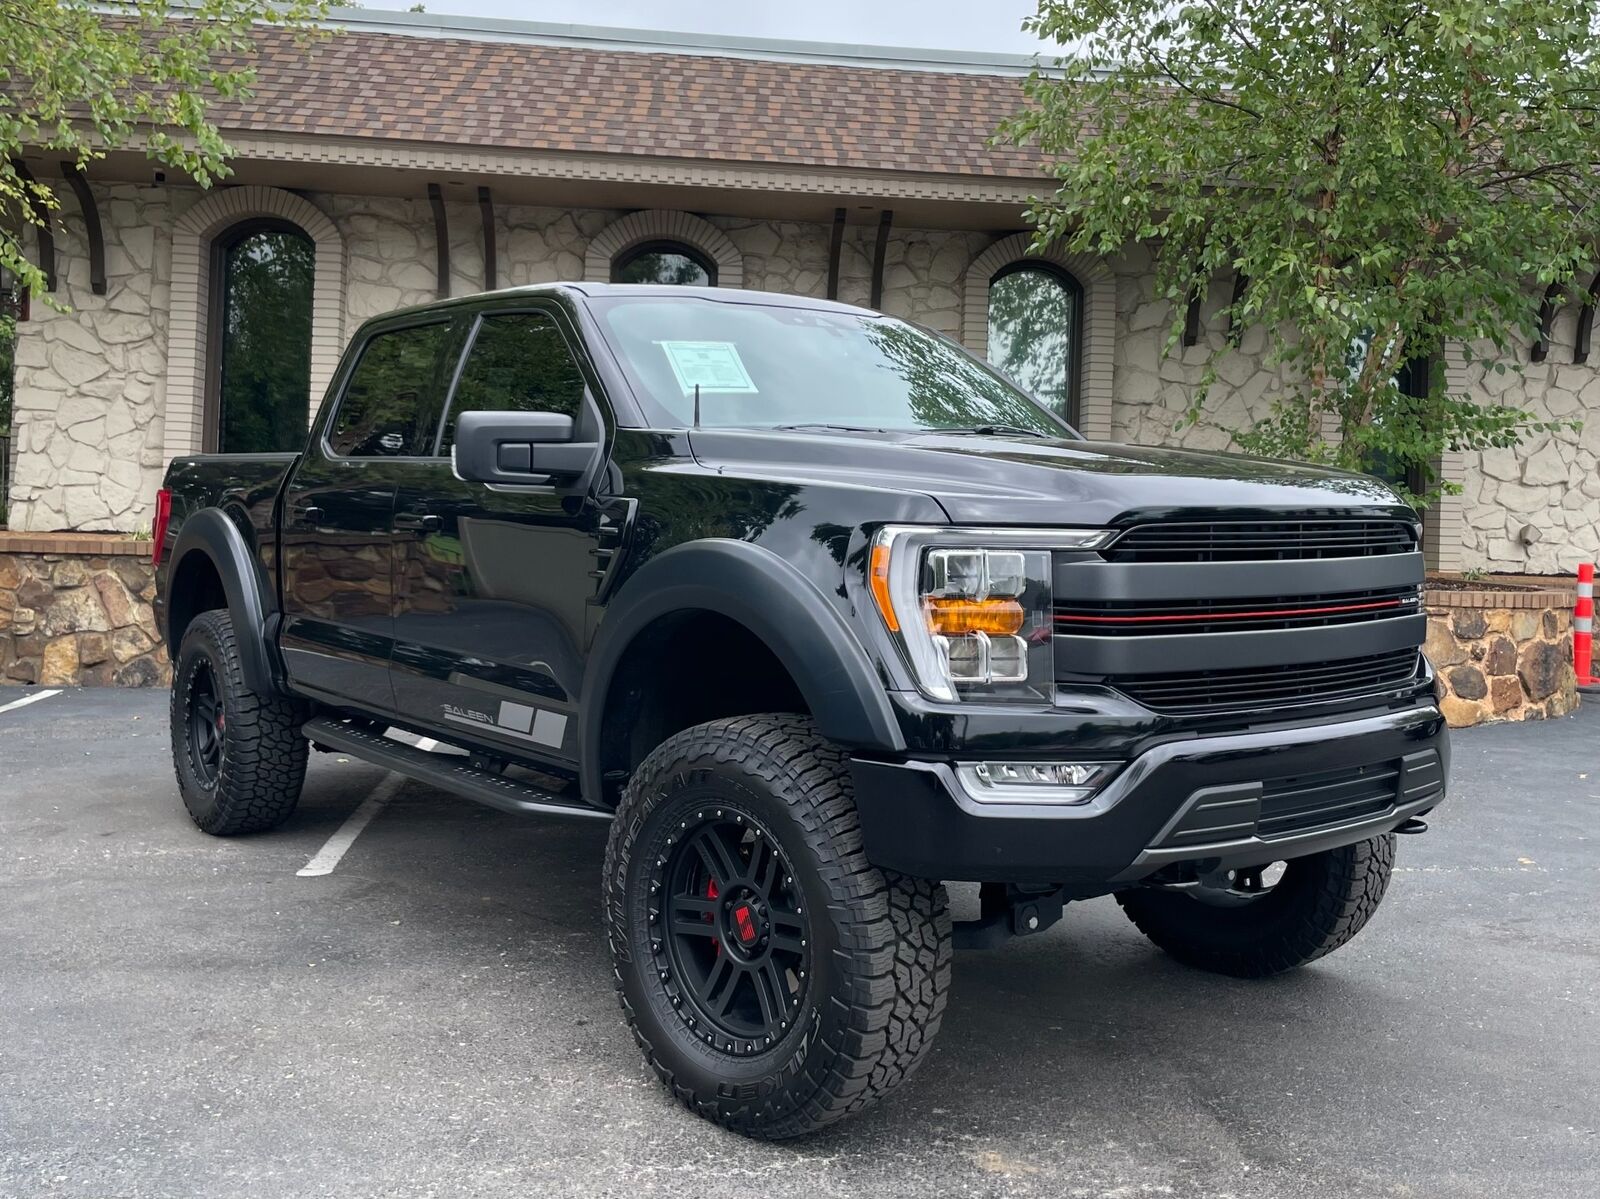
0,533,169,687
8,184,174,533
329,196,987,341
1107,244,1300,452
1424,585,1577,727
18,181,1594,577
1457,315,1600,575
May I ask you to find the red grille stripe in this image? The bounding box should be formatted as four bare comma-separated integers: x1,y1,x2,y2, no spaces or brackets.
1056,598,1405,626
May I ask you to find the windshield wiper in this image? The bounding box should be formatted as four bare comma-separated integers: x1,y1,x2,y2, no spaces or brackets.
763,422,1054,437
770,423,889,433
938,424,1051,438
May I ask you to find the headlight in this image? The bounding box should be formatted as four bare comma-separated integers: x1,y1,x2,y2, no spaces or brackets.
868,526,1112,702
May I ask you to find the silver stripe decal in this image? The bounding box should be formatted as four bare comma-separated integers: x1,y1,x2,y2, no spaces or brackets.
443,710,565,748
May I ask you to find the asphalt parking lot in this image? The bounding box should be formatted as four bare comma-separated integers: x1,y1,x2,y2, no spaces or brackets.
2,687,1596,1199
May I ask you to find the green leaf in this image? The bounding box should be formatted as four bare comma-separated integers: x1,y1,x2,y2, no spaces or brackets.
999,0,1600,505
1,0,330,295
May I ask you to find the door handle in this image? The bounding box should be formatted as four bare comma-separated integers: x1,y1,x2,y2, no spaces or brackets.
394,512,442,533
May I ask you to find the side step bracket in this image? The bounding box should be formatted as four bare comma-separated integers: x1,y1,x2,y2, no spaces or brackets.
302,717,612,822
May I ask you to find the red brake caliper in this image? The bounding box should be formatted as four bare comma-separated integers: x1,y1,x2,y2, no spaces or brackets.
706,877,721,956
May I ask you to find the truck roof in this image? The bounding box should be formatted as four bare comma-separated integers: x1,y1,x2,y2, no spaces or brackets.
369,282,879,325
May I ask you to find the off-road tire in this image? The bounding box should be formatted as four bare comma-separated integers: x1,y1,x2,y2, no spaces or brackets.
1116,834,1397,978
603,714,952,1139
170,609,307,835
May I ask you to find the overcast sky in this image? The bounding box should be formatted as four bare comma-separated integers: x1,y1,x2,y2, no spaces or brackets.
352,0,1069,56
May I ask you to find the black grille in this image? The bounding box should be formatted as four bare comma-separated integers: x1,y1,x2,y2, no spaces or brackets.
1103,519,1417,563
1116,648,1422,715
1258,762,1401,837
1055,585,1422,636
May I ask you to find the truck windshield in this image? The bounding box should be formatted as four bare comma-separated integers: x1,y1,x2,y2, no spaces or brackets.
589,294,1073,436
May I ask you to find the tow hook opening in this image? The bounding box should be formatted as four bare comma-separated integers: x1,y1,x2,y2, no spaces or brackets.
952,883,1069,950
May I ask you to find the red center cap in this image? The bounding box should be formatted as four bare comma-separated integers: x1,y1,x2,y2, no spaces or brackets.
733,903,758,945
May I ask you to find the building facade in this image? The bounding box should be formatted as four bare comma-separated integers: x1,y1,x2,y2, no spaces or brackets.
4,9,1596,574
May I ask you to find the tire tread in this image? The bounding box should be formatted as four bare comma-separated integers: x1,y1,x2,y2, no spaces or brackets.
604,714,951,1139
1117,834,1396,978
171,610,306,836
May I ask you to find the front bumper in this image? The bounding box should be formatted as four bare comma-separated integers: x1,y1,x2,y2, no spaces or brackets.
849,703,1448,886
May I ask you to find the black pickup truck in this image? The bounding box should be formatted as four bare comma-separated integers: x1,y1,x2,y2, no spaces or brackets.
154,283,1448,1138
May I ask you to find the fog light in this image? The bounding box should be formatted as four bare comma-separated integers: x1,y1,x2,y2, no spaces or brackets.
955,760,1120,805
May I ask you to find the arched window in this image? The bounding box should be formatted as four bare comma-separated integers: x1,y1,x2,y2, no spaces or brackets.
611,240,718,287
207,220,315,453
986,262,1083,424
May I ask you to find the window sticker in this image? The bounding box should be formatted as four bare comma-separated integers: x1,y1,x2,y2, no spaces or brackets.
658,340,759,395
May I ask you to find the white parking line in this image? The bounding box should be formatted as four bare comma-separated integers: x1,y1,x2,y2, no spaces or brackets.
0,689,62,716
296,773,405,877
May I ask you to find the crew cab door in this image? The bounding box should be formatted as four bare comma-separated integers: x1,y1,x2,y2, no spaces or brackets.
278,318,456,710
388,305,613,764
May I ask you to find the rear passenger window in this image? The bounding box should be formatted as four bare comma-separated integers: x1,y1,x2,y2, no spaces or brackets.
328,323,452,457
441,312,588,451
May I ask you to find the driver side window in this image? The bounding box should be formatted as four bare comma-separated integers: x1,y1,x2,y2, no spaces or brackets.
441,311,587,452
328,321,452,458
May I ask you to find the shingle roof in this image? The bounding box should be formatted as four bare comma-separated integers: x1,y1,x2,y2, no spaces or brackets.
205,25,1049,180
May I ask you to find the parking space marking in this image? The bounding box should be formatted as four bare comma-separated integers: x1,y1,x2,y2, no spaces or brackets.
0,689,62,716
296,773,405,877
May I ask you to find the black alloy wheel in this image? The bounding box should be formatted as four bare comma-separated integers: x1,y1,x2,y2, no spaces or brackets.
652,808,810,1055
170,609,308,836
183,657,225,789
605,714,952,1139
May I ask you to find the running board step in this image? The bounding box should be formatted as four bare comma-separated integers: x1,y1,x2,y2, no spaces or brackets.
301,718,612,822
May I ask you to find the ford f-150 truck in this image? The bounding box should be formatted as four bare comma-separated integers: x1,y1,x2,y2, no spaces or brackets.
154,283,1448,1138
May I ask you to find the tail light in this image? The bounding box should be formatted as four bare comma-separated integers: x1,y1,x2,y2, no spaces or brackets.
152,488,172,567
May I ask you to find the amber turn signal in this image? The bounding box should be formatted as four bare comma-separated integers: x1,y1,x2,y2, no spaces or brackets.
925,597,1025,636
869,542,899,632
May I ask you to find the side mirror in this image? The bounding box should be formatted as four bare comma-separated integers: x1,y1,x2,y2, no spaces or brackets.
452,410,598,485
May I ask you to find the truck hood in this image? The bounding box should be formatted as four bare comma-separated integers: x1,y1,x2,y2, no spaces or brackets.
685,428,1405,525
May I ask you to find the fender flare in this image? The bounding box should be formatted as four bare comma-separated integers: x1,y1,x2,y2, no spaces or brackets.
165,508,283,696
579,538,904,803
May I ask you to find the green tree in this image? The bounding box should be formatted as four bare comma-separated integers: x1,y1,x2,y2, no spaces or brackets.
1002,0,1600,501
1,0,327,299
